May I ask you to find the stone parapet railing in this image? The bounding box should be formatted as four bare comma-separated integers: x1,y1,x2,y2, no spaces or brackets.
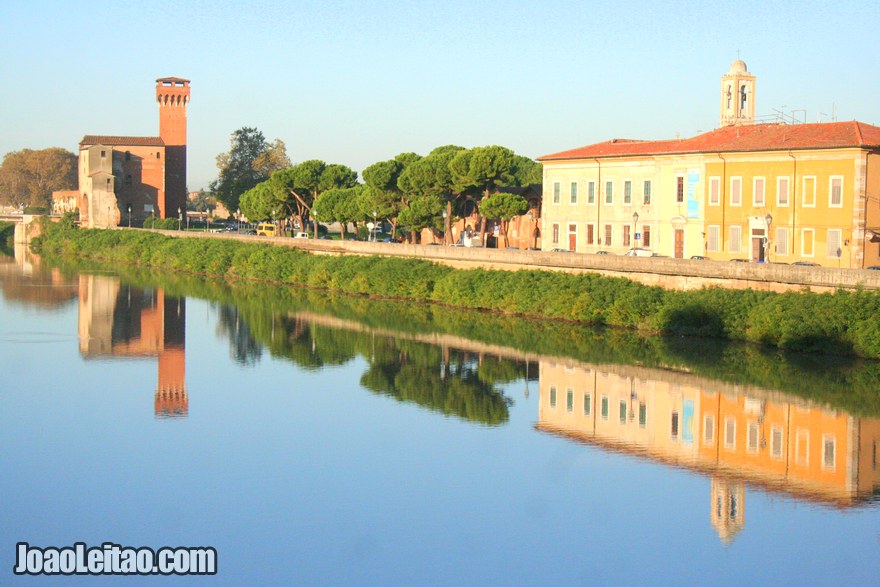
140,228,880,292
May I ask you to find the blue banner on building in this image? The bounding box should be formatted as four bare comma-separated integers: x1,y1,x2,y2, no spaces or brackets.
687,171,700,219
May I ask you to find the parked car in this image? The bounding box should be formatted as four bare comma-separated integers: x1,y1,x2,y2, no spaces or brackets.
867,266,880,270
293,232,309,239
729,258,750,263
551,248,572,253
625,248,654,257
256,222,278,236
690,255,707,260
593,250,611,255
792,261,820,267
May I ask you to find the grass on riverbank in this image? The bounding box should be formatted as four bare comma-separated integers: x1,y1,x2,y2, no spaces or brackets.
32,223,880,359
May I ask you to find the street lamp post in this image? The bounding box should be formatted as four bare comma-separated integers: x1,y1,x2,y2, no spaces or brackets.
372,209,378,241
237,208,241,232
127,203,132,228
632,211,639,248
442,209,448,245
178,207,182,231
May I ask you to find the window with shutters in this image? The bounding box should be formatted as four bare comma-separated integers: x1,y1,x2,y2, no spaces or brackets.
829,176,843,208
776,227,789,256
707,225,720,252
777,176,790,206
730,177,742,206
753,177,765,206
729,225,742,253
826,229,842,258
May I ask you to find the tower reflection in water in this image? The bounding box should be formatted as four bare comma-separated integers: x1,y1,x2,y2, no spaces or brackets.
78,275,187,417
536,360,880,543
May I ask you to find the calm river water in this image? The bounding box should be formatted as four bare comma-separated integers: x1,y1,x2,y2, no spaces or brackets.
1,245,879,585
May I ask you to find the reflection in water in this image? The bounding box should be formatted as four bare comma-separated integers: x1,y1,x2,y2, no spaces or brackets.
214,304,262,366
4,252,880,541
0,243,78,308
536,360,880,542
77,274,187,418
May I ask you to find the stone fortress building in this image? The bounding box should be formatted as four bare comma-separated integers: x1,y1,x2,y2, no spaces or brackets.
71,78,191,228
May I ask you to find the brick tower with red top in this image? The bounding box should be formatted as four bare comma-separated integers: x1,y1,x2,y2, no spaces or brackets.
155,77,190,220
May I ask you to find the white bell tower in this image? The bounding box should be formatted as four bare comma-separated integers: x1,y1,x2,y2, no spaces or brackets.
720,59,756,126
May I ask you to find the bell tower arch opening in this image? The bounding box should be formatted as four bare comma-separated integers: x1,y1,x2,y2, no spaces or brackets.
720,60,755,127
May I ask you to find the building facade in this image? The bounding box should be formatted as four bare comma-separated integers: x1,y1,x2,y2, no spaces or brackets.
76,77,190,228
539,62,880,267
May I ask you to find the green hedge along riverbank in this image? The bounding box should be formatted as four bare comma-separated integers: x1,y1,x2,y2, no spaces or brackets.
33,224,880,359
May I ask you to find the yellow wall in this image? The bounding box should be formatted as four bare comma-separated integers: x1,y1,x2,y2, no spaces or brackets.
703,148,869,267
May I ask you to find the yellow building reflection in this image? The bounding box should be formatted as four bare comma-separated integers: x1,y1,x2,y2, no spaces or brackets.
78,274,187,417
536,360,880,542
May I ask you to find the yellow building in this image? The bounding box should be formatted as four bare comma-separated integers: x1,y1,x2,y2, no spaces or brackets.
536,359,880,542
538,61,880,267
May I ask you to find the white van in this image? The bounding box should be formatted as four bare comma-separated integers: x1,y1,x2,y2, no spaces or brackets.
293,232,310,239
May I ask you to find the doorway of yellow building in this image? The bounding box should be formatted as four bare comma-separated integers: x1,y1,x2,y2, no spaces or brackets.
751,228,766,262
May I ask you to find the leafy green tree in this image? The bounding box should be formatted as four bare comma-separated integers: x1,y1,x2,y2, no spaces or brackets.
0,148,77,208
450,146,537,242
362,153,422,240
313,185,364,239
239,182,280,222
210,127,288,213
398,145,465,243
398,195,444,243
480,192,529,247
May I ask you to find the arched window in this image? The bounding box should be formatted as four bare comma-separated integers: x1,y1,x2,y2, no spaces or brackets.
740,85,748,111
726,85,732,109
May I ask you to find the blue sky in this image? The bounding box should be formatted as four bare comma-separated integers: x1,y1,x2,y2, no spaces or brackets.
2,0,878,190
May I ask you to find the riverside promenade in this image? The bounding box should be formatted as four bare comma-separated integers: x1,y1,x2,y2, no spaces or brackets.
139,228,880,293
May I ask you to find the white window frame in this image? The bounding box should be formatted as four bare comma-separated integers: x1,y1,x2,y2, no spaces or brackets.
601,395,609,420
707,225,721,252
822,434,836,470
753,177,766,206
724,417,736,449
730,177,742,207
708,176,721,206
623,179,632,205
826,228,842,259
777,176,790,207
802,176,817,208
604,180,614,205
552,181,561,204
549,386,557,409
771,425,783,459
829,175,843,208
729,225,742,253
802,227,815,257
570,181,578,205
775,226,789,256
796,429,810,465
587,181,596,205
747,422,759,453
566,388,574,412
583,393,591,416
643,180,652,205
703,414,715,445
551,223,559,245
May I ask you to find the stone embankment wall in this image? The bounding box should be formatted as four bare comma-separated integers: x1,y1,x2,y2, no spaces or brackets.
142,228,880,293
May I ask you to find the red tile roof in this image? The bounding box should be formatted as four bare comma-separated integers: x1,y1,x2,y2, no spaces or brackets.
80,135,165,147
538,121,880,161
